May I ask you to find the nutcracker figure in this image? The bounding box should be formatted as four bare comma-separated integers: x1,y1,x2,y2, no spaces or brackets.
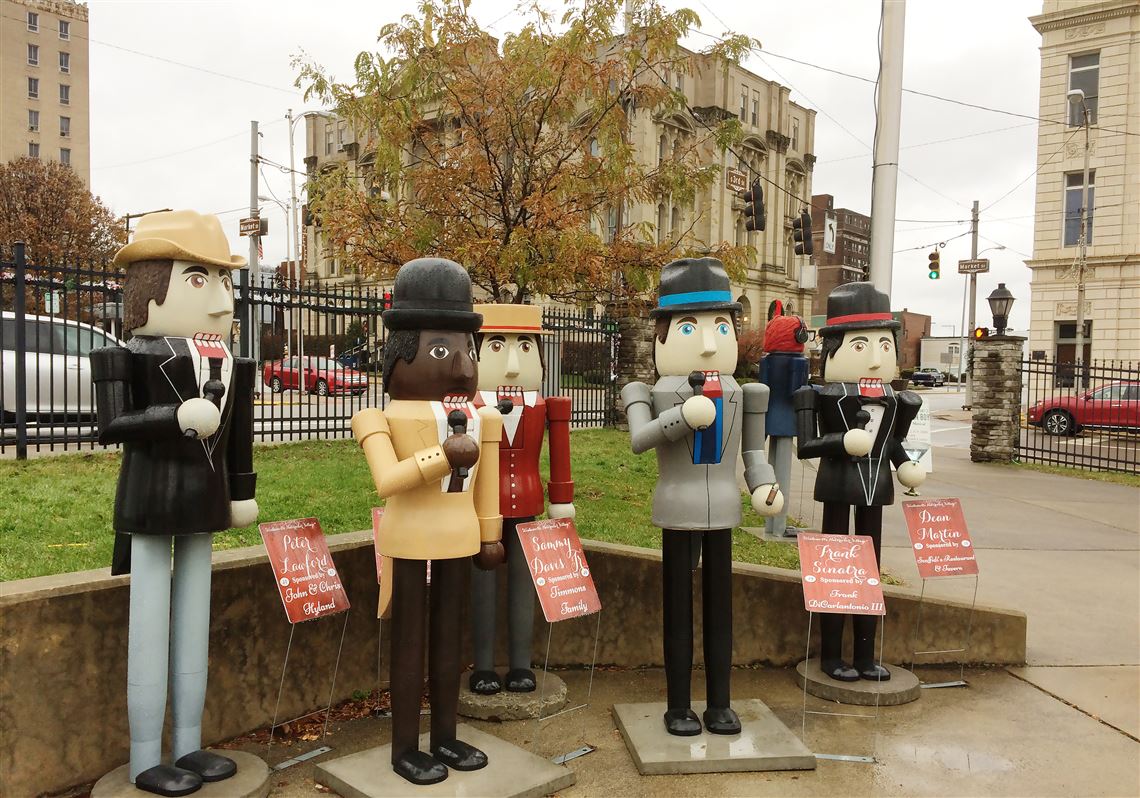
352,258,505,786
469,304,574,695
758,308,810,538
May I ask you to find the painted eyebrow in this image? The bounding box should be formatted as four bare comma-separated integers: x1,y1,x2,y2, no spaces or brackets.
426,336,449,346
849,336,869,343
181,265,208,275
517,334,534,343
714,316,730,324
879,336,892,343
675,316,698,325
488,335,507,342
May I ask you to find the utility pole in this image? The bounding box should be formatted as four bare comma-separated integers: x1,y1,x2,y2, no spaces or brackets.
964,199,979,409
868,0,906,294
1075,102,1090,388
287,108,300,360
242,120,259,360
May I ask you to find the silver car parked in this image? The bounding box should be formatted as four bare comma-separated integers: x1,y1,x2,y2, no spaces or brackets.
1,312,124,417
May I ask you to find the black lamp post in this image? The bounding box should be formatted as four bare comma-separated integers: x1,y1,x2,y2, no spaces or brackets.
987,283,1015,336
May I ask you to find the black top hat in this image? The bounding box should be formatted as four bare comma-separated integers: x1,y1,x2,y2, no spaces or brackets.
382,258,482,332
819,282,901,337
650,257,742,319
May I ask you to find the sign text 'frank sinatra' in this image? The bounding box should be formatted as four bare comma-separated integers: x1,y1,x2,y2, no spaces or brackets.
797,532,886,615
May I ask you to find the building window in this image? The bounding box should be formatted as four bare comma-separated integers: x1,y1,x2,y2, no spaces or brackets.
658,133,667,165
59,52,70,73
607,205,618,243
1068,53,1098,126
791,119,800,151
675,71,683,93
59,20,70,40
752,92,759,127
28,44,39,66
27,11,38,31
28,78,39,99
59,84,70,105
1063,170,1095,246
28,110,39,132
657,204,666,244
589,137,600,157
337,121,346,149
60,116,70,137
29,142,40,158
740,87,748,121
324,124,333,155
671,206,681,240
60,148,71,166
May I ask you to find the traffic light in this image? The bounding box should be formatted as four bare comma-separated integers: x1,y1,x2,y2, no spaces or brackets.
973,326,990,340
382,290,393,311
741,179,765,232
928,250,941,280
792,210,813,256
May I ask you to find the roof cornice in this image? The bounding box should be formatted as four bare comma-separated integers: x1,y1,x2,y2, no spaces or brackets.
1030,0,1139,34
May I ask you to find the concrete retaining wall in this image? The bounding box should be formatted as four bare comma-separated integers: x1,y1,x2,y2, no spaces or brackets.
0,534,1025,796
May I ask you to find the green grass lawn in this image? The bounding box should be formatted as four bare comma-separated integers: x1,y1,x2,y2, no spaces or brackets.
2,428,807,581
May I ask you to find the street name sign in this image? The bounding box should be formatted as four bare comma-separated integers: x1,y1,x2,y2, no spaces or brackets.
957,258,990,274
725,167,747,194
239,216,261,236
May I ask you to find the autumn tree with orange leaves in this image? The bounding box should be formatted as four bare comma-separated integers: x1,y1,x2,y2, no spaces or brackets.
297,0,755,304
0,157,124,263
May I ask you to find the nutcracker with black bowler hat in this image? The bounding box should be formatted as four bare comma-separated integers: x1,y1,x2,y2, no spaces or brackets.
621,257,783,738
793,282,925,683
91,210,258,796
757,304,810,538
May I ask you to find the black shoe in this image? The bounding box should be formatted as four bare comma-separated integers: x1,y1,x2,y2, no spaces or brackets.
393,750,448,785
174,750,237,782
431,738,488,771
856,663,891,682
702,706,741,735
469,669,502,695
505,667,537,693
134,764,202,797
663,707,702,736
821,658,860,682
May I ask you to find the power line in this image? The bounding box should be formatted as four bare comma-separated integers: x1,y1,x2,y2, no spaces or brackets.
92,118,285,171
978,234,1031,260
818,122,1037,164
979,127,1081,213
893,229,971,254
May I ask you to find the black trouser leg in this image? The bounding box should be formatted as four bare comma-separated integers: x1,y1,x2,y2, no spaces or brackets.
701,529,733,709
428,557,466,748
819,503,850,663
505,518,536,671
661,529,694,710
852,506,884,667
390,558,428,765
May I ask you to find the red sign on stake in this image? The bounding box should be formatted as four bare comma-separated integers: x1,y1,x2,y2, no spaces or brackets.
515,517,601,622
260,518,351,624
797,532,885,616
902,498,979,579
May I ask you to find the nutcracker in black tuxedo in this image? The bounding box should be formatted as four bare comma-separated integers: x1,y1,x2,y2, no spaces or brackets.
91,210,258,796
793,282,925,683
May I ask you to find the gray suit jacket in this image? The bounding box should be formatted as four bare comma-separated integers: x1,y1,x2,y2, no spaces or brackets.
621,375,775,531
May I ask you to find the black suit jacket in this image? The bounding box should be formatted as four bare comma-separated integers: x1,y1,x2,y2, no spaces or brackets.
794,382,920,507
92,336,256,574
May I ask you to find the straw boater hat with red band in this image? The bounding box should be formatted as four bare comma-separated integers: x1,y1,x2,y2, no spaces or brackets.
819,282,901,337
473,303,548,335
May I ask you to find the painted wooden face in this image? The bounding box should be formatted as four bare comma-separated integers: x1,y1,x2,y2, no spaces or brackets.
824,329,899,383
386,330,478,401
477,333,543,391
132,260,234,338
654,310,737,377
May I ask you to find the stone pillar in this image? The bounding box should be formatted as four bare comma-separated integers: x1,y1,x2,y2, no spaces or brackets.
608,300,656,426
970,336,1026,463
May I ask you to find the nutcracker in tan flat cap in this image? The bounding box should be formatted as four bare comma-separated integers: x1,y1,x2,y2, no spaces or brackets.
468,304,574,696
351,258,504,786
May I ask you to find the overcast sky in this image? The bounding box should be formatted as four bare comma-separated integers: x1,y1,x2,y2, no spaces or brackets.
87,0,1044,333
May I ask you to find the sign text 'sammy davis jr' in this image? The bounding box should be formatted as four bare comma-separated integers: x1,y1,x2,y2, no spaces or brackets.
516,517,601,622
902,498,979,579
797,532,886,615
260,517,351,623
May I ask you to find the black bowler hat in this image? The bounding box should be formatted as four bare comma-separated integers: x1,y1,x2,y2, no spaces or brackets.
650,257,741,319
382,258,482,332
819,282,901,337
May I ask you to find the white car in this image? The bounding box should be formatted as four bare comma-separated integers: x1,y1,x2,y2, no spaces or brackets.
1,311,124,417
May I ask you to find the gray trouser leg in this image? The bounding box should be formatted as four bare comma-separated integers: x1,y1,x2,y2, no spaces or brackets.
128,535,173,782
766,436,793,537
505,520,535,670
470,562,498,672
170,533,213,760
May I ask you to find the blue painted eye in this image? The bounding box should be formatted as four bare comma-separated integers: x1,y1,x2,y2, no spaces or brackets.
717,323,731,336
680,323,695,336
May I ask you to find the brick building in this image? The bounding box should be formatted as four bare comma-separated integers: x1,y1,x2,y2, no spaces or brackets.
809,194,870,317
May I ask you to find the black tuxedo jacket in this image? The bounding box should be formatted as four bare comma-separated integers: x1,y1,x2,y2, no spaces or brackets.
793,382,920,507
92,336,256,573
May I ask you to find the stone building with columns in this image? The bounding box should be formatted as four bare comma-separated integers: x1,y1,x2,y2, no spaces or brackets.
1026,0,1140,363
301,44,817,328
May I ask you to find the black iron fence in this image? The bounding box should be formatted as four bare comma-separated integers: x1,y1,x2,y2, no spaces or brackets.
1019,357,1140,475
1,253,618,457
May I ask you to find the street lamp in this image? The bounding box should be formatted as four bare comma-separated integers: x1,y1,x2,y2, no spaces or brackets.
1066,88,1091,380
986,283,1015,337
287,109,333,286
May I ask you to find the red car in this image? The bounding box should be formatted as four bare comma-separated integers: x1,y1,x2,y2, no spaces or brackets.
1027,381,1140,436
263,356,369,396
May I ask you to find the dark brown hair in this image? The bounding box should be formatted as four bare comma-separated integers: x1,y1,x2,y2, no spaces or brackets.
123,259,174,333
655,310,741,344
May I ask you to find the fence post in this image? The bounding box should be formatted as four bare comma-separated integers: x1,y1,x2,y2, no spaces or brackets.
969,334,1026,463
13,242,28,460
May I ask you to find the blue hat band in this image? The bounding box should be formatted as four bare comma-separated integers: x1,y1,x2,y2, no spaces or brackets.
658,290,733,308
